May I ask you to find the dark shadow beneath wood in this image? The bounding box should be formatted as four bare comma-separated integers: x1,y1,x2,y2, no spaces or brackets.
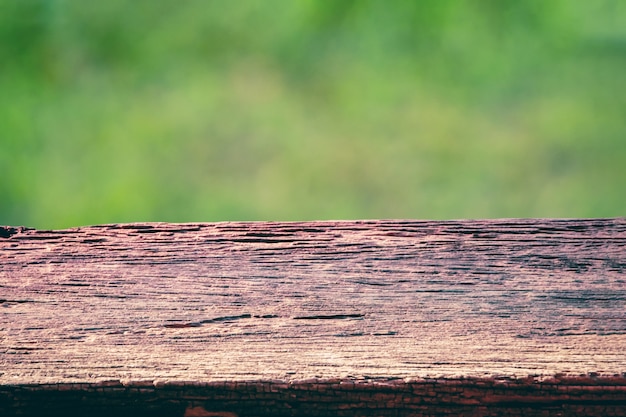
2,377,626,417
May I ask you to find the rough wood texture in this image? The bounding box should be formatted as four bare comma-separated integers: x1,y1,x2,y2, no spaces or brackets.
2,220,626,416
2,219,625,386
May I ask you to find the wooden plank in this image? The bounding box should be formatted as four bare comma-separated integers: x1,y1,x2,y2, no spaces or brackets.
1,219,626,416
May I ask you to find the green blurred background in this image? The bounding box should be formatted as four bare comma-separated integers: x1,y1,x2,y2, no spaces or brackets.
1,0,625,229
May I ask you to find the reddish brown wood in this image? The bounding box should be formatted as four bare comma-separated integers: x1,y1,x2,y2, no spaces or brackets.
1,219,626,416
2,219,625,384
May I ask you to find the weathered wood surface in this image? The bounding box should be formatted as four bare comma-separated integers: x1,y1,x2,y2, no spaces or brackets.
1,219,625,385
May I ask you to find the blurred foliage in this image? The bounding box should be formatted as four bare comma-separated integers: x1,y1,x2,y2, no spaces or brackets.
1,0,625,228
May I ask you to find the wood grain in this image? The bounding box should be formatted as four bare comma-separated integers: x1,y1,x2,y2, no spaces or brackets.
1,219,625,385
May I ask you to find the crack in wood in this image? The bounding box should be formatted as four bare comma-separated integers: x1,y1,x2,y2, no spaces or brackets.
293,314,365,320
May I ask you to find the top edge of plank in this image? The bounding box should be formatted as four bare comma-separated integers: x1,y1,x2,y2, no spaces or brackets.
2,217,626,233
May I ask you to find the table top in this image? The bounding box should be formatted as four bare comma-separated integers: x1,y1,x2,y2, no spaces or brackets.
1,219,625,385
